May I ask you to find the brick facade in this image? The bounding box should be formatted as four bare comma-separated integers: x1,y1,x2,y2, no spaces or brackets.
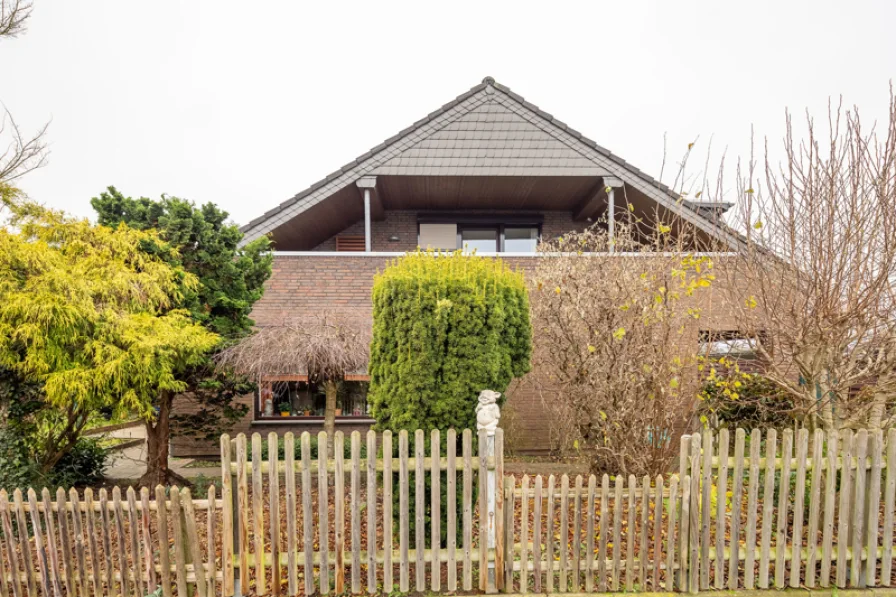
172,209,740,457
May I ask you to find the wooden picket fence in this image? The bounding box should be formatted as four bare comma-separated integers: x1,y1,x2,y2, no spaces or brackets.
0,426,895,597
0,485,223,597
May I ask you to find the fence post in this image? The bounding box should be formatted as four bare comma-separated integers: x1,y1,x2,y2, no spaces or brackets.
476,390,502,594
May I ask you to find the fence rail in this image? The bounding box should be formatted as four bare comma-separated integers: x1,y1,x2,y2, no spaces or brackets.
0,426,893,596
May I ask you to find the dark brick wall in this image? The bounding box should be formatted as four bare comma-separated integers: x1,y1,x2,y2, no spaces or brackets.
172,226,746,457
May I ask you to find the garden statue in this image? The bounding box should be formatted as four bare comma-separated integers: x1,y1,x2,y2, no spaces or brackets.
475,389,501,434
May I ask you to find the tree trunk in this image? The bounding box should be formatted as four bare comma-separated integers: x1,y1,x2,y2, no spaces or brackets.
140,390,189,487
323,380,338,441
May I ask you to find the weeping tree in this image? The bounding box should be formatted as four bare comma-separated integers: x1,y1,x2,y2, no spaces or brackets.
216,314,370,438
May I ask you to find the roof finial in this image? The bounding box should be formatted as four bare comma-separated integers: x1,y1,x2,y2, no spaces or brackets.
482,76,495,86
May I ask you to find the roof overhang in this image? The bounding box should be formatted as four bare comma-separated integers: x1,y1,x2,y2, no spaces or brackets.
240,77,745,251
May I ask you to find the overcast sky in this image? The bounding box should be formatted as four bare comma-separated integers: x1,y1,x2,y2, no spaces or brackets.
3,1,895,227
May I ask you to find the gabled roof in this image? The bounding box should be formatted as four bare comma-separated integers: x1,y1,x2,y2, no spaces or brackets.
241,77,741,249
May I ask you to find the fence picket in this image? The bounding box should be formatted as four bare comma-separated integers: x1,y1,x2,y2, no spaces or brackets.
400,430,410,593
626,475,636,592
221,435,235,597
417,430,426,592
251,433,266,595
866,429,883,586
665,476,677,591
84,489,102,597
837,429,854,588
319,432,330,595
585,475,595,593
462,429,472,592
821,430,839,587
267,433,281,597
368,431,377,594
40,489,62,597
430,430,440,592
851,430,868,587
533,476,543,593
806,429,824,587
169,487,188,597
384,431,395,593
679,475,690,593
598,475,609,592
774,429,793,588
759,429,777,588
728,429,745,590
236,434,250,588
445,429,455,592
206,486,217,597
335,431,345,595
154,486,171,597
284,433,298,597
638,475,648,590
653,476,663,590
505,476,515,592
112,487,129,597
496,429,505,593
744,429,761,589
688,433,700,594
882,428,896,586
547,474,556,593
14,490,36,597
302,432,314,596
790,428,808,588
521,476,531,592
715,428,729,589
126,487,144,597
612,475,622,592
572,475,583,591
0,495,9,597
559,474,568,592
700,432,711,590
26,489,50,596
181,488,207,597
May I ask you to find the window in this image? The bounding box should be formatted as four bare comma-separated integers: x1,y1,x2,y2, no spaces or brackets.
418,223,457,250
504,227,539,252
461,227,498,253
258,379,370,419
699,331,760,360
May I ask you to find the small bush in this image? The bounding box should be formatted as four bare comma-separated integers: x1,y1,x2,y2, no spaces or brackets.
47,437,108,488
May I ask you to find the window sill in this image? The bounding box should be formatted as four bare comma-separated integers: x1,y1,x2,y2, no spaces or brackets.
251,418,375,426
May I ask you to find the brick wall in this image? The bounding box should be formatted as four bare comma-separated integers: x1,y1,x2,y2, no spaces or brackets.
173,249,746,457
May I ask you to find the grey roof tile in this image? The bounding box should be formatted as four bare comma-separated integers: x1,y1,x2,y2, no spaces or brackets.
239,77,742,249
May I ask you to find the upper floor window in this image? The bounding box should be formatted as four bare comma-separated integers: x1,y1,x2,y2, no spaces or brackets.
419,215,542,253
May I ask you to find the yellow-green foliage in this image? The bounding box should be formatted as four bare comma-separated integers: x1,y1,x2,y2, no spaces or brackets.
369,251,532,432
0,190,220,420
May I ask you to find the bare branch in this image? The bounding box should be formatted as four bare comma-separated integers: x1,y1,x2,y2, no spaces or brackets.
0,105,49,184
0,0,32,39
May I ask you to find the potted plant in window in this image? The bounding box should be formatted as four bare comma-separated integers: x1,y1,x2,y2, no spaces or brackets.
277,402,291,417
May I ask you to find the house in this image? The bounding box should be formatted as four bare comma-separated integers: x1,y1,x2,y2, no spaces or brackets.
171,77,745,457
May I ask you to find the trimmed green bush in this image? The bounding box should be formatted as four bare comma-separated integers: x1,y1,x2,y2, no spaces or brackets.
369,251,532,432
369,251,531,546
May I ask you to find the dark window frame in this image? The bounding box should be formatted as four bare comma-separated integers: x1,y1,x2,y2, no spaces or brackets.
416,213,543,253
254,377,373,421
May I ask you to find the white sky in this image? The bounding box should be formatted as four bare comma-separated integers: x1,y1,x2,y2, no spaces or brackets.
3,1,895,227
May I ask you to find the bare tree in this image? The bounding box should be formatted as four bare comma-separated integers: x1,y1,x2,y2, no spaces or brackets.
0,107,48,183
216,314,370,438
716,91,896,431
0,0,47,186
530,209,719,476
0,0,32,39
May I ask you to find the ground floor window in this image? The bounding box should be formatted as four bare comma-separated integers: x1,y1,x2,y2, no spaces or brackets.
257,378,370,420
